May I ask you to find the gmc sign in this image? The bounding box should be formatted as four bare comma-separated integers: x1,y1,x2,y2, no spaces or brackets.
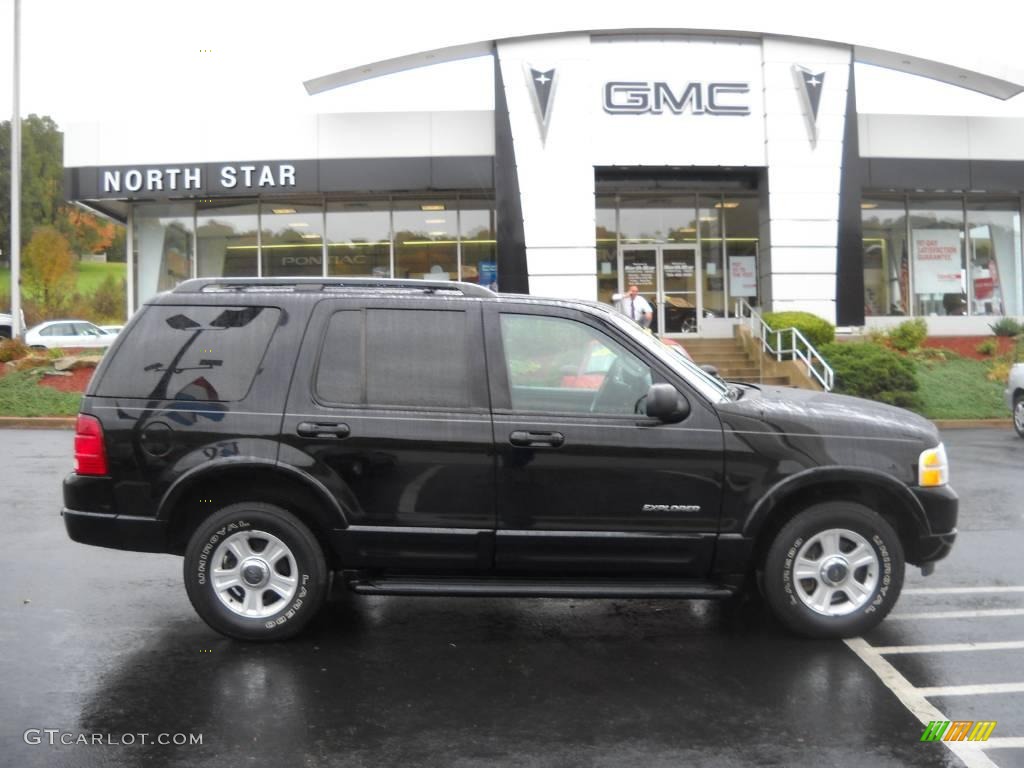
603,81,750,116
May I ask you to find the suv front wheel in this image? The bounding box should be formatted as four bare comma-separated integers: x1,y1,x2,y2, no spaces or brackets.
762,502,904,638
184,502,328,641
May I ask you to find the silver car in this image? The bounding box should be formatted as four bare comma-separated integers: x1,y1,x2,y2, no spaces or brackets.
24,320,116,350
1007,363,1024,438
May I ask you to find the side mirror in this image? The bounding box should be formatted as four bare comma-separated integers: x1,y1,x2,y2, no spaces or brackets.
700,363,722,379
645,383,691,423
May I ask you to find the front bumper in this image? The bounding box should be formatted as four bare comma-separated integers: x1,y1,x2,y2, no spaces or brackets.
909,484,958,565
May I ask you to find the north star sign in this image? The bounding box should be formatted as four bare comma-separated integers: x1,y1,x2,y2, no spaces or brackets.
102,163,298,193
603,81,750,115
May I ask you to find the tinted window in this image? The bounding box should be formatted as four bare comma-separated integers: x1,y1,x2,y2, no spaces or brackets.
315,308,470,408
94,305,280,401
316,311,364,404
500,314,652,415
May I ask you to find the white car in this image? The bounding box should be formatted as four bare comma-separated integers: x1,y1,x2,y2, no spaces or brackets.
99,325,124,335
1007,363,1024,438
0,309,26,339
24,320,116,350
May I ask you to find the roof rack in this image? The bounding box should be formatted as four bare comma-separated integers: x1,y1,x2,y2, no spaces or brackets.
172,277,497,298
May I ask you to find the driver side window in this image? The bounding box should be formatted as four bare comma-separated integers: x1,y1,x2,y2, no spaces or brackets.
499,314,653,415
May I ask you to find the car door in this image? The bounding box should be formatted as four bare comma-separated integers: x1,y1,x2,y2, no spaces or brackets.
72,322,105,348
280,296,497,571
47,323,76,347
485,303,724,576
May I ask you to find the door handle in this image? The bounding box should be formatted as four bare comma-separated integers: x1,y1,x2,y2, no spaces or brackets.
509,430,564,448
297,421,350,438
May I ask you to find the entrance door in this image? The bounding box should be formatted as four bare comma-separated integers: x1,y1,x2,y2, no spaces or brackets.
621,244,701,335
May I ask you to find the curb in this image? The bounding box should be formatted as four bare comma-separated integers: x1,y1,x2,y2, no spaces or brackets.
0,416,76,429
933,419,1011,429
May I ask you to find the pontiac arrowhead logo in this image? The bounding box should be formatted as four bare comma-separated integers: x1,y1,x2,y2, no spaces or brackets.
794,65,826,148
526,65,557,144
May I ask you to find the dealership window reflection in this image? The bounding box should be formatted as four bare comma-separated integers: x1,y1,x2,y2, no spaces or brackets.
394,201,458,280
261,202,324,277
197,203,258,278
132,203,194,301
967,199,1022,317
326,202,391,278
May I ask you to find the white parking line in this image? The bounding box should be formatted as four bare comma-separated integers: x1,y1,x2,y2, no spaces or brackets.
916,682,1024,697
874,640,1024,655
888,608,1024,620
844,638,1000,768
983,738,1024,749
904,587,1024,595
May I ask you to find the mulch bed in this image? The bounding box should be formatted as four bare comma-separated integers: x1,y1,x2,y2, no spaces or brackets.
38,367,95,393
921,336,1017,361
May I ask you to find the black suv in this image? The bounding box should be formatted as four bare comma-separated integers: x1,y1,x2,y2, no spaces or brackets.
63,278,957,641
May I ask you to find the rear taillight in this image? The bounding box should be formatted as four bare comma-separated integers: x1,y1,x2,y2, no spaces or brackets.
74,414,108,476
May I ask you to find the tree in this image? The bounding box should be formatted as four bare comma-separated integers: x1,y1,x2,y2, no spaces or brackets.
0,115,64,258
56,205,117,256
22,226,77,314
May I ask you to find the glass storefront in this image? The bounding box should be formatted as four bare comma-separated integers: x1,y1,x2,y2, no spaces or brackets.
863,196,1023,318
594,193,760,334
132,196,497,304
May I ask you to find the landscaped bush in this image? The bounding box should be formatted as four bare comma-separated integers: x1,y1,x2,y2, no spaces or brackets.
888,318,928,352
976,339,998,357
0,338,30,363
761,311,835,349
989,317,1024,337
821,341,920,409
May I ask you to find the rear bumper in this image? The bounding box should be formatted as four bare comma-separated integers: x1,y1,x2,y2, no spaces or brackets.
62,508,168,553
909,484,959,565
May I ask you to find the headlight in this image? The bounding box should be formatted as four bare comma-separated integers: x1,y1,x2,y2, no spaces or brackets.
918,443,949,487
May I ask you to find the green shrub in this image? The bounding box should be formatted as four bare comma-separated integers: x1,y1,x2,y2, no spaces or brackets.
821,341,920,409
0,338,30,363
989,317,1024,337
976,339,998,357
91,275,125,321
761,311,835,350
888,318,928,352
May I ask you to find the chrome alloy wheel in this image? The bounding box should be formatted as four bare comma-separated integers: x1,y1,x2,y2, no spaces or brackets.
792,528,879,617
209,530,299,618
1015,399,1024,433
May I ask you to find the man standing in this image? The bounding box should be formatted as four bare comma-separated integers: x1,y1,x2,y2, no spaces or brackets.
613,284,653,329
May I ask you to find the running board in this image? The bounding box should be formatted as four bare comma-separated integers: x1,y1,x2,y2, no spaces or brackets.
345,575,736,599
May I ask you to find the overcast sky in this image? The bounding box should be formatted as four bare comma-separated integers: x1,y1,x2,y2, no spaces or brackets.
1,0,1024,128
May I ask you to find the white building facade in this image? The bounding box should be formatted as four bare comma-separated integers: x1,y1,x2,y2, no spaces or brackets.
64,30,1024,335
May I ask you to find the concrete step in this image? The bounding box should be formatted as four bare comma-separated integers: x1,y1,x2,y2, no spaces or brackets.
690,354,754,365
715,368,763,378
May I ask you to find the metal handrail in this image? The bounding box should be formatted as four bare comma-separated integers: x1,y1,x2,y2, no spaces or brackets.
733,300,835,391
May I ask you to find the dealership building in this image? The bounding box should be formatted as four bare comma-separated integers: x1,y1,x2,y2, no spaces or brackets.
63,29,1024,336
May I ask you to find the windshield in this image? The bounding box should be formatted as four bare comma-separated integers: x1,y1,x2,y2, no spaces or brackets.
605,312,730,403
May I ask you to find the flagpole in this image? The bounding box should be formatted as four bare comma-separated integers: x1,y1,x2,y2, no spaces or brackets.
10,0,22,337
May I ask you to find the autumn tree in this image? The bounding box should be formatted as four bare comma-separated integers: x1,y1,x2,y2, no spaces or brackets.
56,205,117,256
22,226,77,314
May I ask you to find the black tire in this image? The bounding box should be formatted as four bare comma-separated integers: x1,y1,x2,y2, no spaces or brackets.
184,502,328,641
762,502,904,639
1014,393,1024,439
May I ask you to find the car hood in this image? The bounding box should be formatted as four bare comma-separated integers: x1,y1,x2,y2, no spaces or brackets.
716,384,940,446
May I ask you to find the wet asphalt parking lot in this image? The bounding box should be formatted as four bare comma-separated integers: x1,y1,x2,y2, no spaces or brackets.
1,427,1022,767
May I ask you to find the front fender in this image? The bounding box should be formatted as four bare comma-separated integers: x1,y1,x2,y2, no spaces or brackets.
742,466,931,540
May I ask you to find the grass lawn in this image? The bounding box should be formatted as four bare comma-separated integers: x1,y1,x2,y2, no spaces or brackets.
914,356,1008,420
0,261,126,297
0,371,82,417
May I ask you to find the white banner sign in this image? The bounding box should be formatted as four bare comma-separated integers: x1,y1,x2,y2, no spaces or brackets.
912,229,962,294
729,256,757,297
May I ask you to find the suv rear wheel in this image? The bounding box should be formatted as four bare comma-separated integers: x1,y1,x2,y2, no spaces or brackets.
762,501,904,638
184,502,328,641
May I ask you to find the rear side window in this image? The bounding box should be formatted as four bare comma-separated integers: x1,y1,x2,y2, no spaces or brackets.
94,305,280,401
316,308,470,408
